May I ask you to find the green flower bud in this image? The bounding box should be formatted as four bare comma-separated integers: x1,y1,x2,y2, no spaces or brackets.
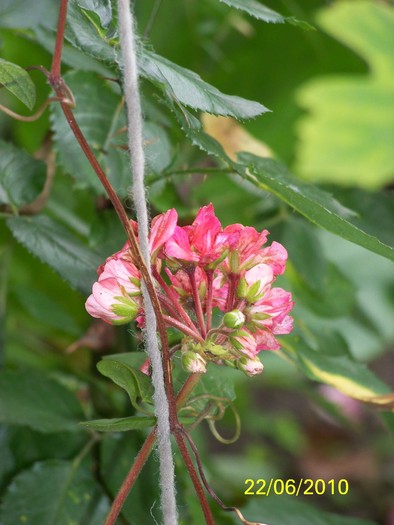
223,309,245,329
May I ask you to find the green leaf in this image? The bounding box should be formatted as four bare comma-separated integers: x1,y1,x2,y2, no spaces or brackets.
0,141,46,209
218,0,306,27
80,416,156,432
241,495,377,525
237,154,394,262
288,261,356,318
175,363,236,416
98,355,154,408
0,0,58,30
77,0,112,29
6,215,102,294
50,71,130,195
0,460,109,525
296,1,394,189
64,0,116,63
141,50,268,119
281,331,392,404
282,219,328,294
0,59,36,109
0,370,84,433
144,122,173,175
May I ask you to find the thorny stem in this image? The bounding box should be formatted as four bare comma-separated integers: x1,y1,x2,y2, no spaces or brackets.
50,0,177,424
188,268,207,338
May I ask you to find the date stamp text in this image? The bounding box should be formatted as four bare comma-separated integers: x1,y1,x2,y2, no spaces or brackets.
244,478,349,497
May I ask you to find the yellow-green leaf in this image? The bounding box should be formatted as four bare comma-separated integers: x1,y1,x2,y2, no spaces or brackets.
296,1,394,189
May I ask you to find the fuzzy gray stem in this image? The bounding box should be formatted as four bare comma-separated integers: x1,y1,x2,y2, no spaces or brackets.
116,1,178,523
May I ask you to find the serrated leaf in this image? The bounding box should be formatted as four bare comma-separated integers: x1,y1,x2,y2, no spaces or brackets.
50,70,129,195
218,0,306,27
98,355,154,408
6,215,102,294
77,0,112,28
80,416,156,432
0,59,36,109
141,49,268,119
0,460,109,525
0,140,46,209
296,1,394,189
0,370,84,433
236,154,394,262
65,0,116,63
281,331,392,405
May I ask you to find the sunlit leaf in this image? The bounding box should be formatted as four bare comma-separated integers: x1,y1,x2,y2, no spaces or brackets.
296,1,394,189
281,331,392,406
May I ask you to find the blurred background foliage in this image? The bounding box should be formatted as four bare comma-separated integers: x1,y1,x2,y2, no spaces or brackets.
0,0,393,524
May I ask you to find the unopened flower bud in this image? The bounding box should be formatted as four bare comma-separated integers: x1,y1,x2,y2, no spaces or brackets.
223,310,245,329
182,351,207,374
237,356,264,377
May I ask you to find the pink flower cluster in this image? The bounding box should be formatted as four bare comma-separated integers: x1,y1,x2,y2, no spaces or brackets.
86,204,294,376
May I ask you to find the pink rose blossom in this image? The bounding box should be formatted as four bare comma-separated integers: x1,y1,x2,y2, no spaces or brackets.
165,203,228,267
86,203,294,376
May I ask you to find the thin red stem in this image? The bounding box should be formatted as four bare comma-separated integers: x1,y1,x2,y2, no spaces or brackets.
104,373,203,525
188,269,206,338
163,315,205,344
51,0,68,78
103,429,157,525
154,268,199,332
225,273,238,311
174,428,215,525
205,270,214,333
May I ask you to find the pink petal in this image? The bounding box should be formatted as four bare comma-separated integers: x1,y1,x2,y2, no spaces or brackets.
149,208,178,255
